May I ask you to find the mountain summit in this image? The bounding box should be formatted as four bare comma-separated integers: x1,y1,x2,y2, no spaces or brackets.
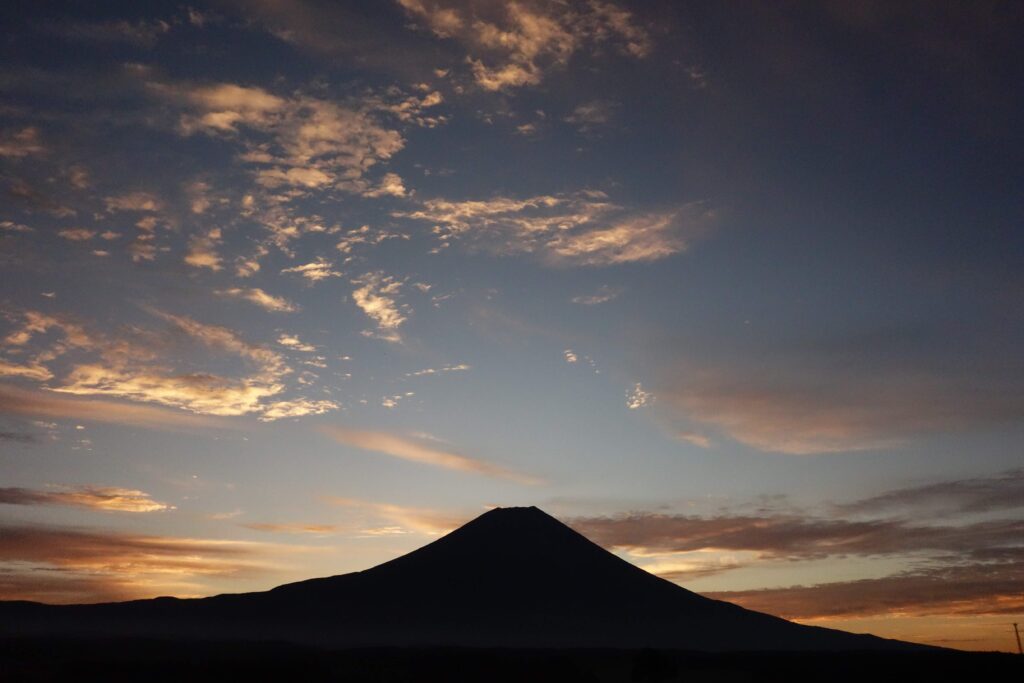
1,506,923,651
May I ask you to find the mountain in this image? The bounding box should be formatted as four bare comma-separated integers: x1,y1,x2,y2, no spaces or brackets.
0,506,926,651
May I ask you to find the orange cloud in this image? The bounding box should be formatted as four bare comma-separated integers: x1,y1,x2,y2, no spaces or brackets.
325,497,468,536
0,485,174,512
0,524,279,604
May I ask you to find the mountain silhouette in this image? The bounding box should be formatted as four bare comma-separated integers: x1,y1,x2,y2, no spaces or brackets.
0,506,926,651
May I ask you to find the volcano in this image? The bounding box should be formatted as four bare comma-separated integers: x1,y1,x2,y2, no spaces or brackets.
0,506,922,651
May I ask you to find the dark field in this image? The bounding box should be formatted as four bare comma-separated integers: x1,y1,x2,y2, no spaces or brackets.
1,638,1020,683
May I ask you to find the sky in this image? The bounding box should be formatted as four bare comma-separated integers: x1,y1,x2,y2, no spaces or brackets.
0,0,1022,652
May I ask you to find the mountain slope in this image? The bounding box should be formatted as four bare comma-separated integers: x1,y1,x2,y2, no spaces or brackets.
0,506,928,651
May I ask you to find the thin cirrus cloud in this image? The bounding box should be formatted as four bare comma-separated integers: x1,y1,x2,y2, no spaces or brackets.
834,469,1024,517
242,522,337,535
320,426,542,485
397,193,716,266
654,365,1024,455
0,485,174,512
325,497,469,536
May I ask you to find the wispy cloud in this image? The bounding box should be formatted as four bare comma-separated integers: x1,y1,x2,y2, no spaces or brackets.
0,524,280,603
570,285,621,305
707,560,1024,620
654,358,1024,454
405,363,471,377
570,468,1024,620
216,287,298,313
626,382,652,409
565,99,617,134
321,426,542,484
1,308,333,421
0,485,174,512
351,272,408,343
835,469,1024,517
281,257,342,283
398,193,715,266
326,497,467,536
242,522,336,535
0,383,227,431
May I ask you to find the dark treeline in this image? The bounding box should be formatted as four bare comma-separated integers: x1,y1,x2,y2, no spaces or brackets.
1,638,1020,683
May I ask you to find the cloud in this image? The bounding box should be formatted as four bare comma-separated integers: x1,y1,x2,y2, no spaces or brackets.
242,522,336,535
0,383,227,431
571,512,1024,561
405,363,471,377
0,486,173,512
50,310,289,417
104,191,163,212
0,524,274,603
565,99,617,133
654,358,1024,454
1,308,331,421
351,271,408,343
276,334,316,352
259,397,338,421
0,360,54,381
398,194,715,266
835,469,1024,517
570,285,621,305
216,287,298,313
57,228,97,241
184,229,223,270
51,18,171,48
362,172,407,198
1,220,33,233
326,497,467,536
564,349,579,363
147,80,432,194
398,0,651,91
707,559,1024,620
0,127,45,157
0,431,35,443
321,426,542,484
626,382,652,409
335,224,407,259
281,257,342,283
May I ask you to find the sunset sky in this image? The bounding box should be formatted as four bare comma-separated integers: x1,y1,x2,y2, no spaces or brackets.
1,1,1022,652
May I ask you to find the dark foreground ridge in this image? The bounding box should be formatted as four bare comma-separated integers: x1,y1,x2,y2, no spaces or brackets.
0,507,937,652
